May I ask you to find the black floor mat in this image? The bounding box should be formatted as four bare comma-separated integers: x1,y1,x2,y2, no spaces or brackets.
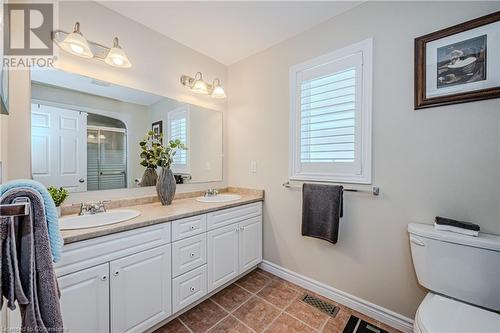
342,315,388,333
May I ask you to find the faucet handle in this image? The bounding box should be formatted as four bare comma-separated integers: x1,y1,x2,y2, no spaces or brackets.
99,200,111,212
72,202,86,215
204,189,219,197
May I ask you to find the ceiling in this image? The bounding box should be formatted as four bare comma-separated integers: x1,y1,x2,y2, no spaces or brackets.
98,1,361,65
31,69,165,106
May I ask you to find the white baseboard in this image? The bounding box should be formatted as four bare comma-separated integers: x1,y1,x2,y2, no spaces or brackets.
259,260,414,333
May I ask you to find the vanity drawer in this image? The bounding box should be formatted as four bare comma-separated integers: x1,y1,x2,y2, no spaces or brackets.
172,265,207,313
171,215,207,241
172,233,207,277
207,202,262,230
56,222,171,277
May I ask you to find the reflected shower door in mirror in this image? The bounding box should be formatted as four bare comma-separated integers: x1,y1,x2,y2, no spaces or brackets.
30,68,223,193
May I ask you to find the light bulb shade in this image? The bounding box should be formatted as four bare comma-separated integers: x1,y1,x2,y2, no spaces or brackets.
59,31,93,58
211,85,226,98
104,42,132,68
191,79,209,94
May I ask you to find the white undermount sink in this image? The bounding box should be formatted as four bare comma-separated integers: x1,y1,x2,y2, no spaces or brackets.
196,194,242,203
59,209,141,230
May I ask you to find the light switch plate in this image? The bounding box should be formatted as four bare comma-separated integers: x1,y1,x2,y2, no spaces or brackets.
249,160,257,174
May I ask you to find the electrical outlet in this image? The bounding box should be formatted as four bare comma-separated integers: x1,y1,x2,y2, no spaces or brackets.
249,160,257,174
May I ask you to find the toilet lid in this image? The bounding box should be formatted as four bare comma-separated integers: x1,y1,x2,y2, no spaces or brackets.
417,293,500,333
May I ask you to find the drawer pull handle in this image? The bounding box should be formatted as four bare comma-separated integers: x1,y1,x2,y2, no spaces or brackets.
190,226,196,230
190,253,195,257
113,271,119,276
101,275,107,281
190,286,196,292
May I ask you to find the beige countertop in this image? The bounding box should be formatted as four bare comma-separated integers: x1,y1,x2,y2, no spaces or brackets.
61,189,264,244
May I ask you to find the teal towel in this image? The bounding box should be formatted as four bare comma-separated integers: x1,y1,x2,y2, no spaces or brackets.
0,179,64,262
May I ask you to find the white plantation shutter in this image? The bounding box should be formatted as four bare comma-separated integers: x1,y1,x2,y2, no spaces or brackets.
290,39,372,184
168,107,189,174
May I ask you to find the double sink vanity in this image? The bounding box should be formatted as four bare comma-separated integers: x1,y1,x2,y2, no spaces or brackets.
6,189,264,333
13,58,263,333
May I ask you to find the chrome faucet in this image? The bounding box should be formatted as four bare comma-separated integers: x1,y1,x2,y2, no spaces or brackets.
74,201,111,215
203,189,219,197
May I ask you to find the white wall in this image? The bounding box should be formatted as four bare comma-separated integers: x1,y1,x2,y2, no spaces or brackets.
227,1,500,318
5,0,228,198
189,105,223,183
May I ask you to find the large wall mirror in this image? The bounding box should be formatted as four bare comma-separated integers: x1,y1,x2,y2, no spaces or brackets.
30,69,223,193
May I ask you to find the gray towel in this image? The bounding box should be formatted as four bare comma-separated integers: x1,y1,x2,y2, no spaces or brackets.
301,183,343,244
0,188,63,333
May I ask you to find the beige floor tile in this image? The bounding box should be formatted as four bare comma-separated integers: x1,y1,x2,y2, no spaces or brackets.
285,298,329,329
264,313,315,333
153,319,190,333
236,270,272,293
257,280,300,309
180,299,228,333
208,315,254,333
233,296,280,332
211,283,252,312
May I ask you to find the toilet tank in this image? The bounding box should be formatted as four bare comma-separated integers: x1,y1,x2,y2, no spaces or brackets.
408,223,500,311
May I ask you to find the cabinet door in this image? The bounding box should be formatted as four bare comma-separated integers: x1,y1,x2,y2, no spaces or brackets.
58,263,109,333
207,224,239,292
239,216,263,273
110,245,172,333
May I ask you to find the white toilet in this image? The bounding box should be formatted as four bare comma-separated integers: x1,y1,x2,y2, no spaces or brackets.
408,223,500,333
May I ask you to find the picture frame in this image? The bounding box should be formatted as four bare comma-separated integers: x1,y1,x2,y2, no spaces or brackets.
0,64,9,115
414,11,500,109
152,120,163,142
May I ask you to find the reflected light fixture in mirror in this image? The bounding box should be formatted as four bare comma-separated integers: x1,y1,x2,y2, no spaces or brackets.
58,22,93,58
104,37,132,68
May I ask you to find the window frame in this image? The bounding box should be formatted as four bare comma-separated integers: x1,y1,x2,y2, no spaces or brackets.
289,38,373,184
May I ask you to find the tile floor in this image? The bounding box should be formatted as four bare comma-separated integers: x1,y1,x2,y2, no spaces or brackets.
154,268,402,333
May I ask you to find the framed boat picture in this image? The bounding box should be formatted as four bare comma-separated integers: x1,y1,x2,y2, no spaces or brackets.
415,11,500,109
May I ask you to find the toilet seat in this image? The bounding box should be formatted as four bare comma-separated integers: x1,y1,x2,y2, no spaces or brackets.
415,293,500,333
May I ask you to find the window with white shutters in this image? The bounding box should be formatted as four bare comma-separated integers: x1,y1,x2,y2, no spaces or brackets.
290,39,372,184
168,107,189,174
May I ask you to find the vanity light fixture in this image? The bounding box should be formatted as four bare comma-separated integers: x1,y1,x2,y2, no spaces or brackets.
53,22,132,68
180,72,226,98
57,22,93,58
190,72,209,94
210,79,227,99
104,38,132,68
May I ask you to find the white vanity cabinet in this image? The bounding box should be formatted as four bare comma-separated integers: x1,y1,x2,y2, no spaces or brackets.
55,223,173,333
58,244,172,333
110,245,172,333
207,224,240,291
4,201,262,333
207,203,263,292
238,215,263,272
58,263,110,333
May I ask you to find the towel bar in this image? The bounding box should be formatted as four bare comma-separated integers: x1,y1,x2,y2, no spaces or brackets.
282,182,380,196
0,203,30,217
